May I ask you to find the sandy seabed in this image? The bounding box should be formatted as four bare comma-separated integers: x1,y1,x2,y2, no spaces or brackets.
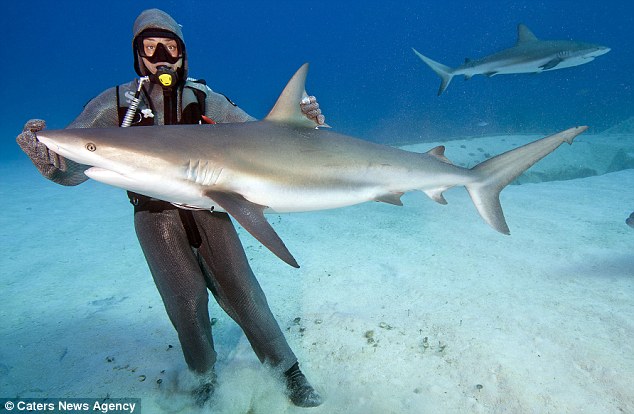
1,132,633,413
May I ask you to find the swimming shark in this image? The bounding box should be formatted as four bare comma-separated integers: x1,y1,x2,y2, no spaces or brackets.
413,23,610,95
36,63,588,267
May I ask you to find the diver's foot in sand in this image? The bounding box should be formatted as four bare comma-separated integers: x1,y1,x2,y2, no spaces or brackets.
284,363,323,407
192,371,216,407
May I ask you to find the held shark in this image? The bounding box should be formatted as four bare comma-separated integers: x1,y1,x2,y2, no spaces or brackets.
413,23,610,95
37,64,588,268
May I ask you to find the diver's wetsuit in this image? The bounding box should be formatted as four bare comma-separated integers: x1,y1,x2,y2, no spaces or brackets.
29,10,298,376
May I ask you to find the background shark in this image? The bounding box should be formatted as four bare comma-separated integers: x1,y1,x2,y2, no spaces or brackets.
413,23,610,95
36,64,587,267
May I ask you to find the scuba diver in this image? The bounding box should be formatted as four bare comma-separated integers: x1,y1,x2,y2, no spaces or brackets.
16,8,324,408
627,212,634,228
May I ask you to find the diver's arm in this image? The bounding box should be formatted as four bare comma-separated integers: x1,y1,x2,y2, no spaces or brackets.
66,86,120,129
16,87,120,186
203,87,256,123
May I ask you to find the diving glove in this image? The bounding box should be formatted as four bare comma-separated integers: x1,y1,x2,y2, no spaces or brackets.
16,119,87,185
300,95,326,126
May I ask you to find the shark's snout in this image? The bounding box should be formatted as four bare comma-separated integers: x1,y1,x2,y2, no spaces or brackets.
592,46,611,57
36,131,91,164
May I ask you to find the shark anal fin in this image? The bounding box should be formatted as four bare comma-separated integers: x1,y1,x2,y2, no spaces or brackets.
375,192,404,206
423,188,448,205
540,58,563,70
204,190,299,268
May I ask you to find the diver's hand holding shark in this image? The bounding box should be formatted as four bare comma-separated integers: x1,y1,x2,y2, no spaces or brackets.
413,23,610,95
17,119,90,186
17,119,63,176
35,63,588,267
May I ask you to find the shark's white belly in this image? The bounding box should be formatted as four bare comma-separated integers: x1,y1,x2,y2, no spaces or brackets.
457,58,554,76
457,54,595,77
87,167,394,213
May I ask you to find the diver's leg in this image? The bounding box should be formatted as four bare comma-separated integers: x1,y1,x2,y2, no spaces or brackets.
134,208,216,374
192,210,295,369
193,211,322,407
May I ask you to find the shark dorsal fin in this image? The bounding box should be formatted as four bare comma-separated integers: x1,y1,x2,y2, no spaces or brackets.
264,63,318,128
516,24,538,44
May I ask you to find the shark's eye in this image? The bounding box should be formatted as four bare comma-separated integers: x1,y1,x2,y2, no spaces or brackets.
86,143,97,152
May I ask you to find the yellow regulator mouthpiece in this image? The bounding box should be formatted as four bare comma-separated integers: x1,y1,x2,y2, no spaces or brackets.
158,73,173,87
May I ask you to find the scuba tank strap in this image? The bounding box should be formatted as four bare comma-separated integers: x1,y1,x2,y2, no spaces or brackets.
180,79,209,124
185,78,209,111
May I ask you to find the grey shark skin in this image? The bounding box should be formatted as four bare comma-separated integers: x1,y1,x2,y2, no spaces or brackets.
37,63,588,267
413,23,610,95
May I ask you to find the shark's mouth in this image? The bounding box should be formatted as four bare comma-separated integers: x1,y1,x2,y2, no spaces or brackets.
85,167,113,177
84,167,137,187
36,136,60,154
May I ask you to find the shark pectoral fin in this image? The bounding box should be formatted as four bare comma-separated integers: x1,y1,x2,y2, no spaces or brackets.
375,192,404,206
540,58,563,70
204,190,300,268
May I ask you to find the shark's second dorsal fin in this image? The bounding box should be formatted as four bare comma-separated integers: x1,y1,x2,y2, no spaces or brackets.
516,24,538,44
426,145,452,164
264,63,318,128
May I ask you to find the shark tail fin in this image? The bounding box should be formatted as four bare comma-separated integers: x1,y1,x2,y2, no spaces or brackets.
465,126,588,234
412,48,454,95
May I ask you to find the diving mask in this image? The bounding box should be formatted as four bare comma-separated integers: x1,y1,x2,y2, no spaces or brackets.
137,37,182,64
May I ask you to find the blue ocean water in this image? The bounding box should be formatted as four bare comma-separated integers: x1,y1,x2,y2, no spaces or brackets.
2,0,632,159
